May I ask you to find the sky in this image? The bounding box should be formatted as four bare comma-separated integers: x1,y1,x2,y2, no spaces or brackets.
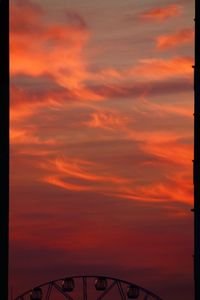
10,0,194,299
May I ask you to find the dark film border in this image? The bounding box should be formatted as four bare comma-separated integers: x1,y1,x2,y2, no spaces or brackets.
0,0,10,299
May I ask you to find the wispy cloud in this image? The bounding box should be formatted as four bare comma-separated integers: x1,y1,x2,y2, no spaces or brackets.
156,28,194,50
39,143,193,205
127,56,193,80
10,128,56,145
139,4,182,22
85,110,129,130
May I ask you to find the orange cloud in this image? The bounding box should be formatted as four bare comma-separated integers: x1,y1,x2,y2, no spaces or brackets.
141,171,192,204
10,1,90,89
137,139,193,204
127,56,193,80
42,157,130,186
39,143,193,205
136,97,193,118
141,137,193,167
85,111,129,130
44,176,94,192
10,128,56,145
108,167,192,205
156,28,194,50
11,28,90,88
139,4,182,22
10,0,193,210
11,0,192,104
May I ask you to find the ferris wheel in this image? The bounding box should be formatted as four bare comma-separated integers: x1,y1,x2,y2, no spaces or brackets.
14,275,162,300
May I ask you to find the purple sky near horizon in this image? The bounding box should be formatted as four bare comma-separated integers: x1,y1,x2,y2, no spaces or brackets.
10,0,194,299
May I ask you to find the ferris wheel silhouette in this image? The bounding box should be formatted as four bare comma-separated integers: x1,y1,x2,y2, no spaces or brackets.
14,275,162,300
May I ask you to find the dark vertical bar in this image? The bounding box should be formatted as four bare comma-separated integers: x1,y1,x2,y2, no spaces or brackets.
194,1,200,300
83,277,88,300
0,0,9,300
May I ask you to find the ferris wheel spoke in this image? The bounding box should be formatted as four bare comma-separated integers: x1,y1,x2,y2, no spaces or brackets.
53,282,75,300
45,282,53,300
83,277,88,300
96,280,117,300
116,281,126,300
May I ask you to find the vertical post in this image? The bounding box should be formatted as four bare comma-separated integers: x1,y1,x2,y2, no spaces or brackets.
0,0,9,300
194,1,200,300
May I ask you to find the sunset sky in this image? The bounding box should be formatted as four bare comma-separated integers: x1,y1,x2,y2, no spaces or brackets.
10,0,194,299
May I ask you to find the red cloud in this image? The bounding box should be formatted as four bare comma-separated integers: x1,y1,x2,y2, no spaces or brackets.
140,4,182,22
156,28,194,50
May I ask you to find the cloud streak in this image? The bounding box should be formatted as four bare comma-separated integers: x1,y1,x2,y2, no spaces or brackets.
156,28,194,50
139,4,182,22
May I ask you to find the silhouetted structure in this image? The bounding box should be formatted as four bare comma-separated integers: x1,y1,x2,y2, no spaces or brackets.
0,0,9,300
14,275,163,300
194,1,200,299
